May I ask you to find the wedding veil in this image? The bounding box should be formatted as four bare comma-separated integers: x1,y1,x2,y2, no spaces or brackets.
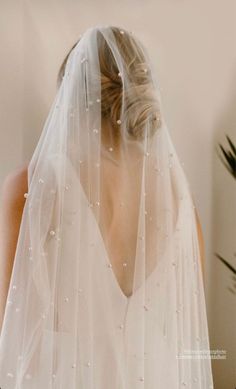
0,25,214,388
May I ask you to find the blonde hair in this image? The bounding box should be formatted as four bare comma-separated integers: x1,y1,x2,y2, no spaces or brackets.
58,26,161,140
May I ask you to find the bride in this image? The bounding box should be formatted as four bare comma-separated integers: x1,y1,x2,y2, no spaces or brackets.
0,26,213,388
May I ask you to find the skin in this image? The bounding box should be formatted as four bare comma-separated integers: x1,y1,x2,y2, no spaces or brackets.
0,164,28,334
0,162,205,333
195,208,205,280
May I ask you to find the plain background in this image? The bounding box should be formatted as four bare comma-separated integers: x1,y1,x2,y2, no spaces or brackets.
0,1,235,387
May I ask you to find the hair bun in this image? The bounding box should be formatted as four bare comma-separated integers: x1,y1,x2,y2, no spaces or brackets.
98,27,161,140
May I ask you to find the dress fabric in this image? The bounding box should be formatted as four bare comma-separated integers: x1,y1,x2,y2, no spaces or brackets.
26,166,186,388
0,25,214,388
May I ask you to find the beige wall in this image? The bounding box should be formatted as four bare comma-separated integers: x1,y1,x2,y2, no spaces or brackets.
0,1,235,387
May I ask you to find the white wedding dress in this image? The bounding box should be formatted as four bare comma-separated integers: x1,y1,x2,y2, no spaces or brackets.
19,156,193,388
0,25,214,388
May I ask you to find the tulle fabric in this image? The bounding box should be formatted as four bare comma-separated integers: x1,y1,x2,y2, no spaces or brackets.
0,26,214,388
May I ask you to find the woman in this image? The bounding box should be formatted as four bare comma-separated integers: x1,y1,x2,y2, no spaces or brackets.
0,26,213,388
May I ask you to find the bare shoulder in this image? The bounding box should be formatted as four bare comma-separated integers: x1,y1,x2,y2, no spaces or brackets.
1,164,28,213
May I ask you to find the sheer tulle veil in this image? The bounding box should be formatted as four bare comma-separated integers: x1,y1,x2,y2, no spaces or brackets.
0,25,214,388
